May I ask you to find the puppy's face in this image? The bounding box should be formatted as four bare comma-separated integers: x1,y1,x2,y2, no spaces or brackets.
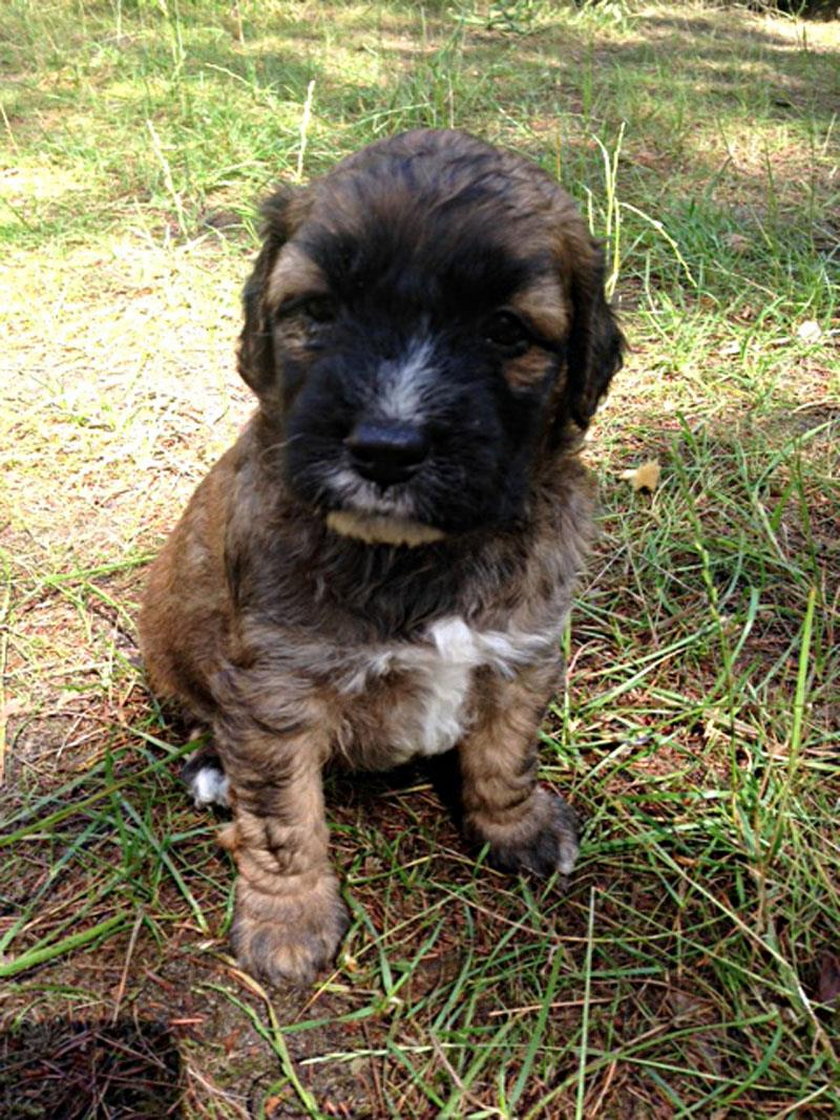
238,130,623,542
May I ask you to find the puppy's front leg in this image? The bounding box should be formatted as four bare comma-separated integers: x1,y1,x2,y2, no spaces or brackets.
459,663,579,879
216,711,348,985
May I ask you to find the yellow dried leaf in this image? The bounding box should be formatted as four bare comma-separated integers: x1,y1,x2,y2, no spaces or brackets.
621,460,661,493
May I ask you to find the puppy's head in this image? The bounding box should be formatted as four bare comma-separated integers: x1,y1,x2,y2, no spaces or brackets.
238,130,623,544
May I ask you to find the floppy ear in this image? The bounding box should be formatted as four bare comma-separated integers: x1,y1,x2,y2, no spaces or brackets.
237,186,308,396
565,239,625,430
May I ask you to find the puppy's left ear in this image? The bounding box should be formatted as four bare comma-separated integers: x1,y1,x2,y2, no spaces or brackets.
564,238,625,431
237,186,308,397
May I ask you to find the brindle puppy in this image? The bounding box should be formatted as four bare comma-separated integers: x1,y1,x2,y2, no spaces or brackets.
139,129,624,984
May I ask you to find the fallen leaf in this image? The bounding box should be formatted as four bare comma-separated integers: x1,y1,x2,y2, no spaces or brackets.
817,952,840,1005
634,148,663,169
621,460,661,493
725,232,750,253
797,320,822,343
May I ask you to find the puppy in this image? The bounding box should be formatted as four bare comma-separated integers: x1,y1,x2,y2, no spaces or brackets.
139,129,624,984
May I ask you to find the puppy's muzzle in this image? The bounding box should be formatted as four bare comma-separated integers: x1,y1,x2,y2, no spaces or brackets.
345,420,430,489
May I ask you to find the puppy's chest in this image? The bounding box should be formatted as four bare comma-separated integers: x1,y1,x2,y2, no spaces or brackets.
337,616,558,765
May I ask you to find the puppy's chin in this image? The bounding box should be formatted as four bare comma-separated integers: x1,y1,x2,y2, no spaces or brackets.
326,510,446,548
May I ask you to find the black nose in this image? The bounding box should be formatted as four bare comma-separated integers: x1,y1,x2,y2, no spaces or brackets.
345,421,430,487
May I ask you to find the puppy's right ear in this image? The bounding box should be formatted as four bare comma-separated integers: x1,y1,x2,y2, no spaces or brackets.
565,242,624,430
237,186,306,396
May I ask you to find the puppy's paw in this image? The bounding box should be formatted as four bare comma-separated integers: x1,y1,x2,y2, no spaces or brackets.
182,747,230,809
469,786,580,880
231,874,349,985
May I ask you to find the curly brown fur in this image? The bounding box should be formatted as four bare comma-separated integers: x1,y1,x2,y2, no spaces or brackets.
139,129,623,984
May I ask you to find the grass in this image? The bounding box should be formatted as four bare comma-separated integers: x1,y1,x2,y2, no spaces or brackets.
1,0,838,1116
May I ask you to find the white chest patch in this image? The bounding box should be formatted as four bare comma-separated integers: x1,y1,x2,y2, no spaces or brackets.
390,617,484,759
344,616,560,763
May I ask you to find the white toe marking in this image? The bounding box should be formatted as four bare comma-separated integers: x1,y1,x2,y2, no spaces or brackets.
188,765,231,809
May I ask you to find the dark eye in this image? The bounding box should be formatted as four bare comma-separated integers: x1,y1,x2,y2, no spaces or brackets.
300,294,338,324
484,310,530,355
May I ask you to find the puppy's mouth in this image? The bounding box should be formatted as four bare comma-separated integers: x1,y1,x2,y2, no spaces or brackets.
316,419,445,547
321,465,446,547
326,510,445,547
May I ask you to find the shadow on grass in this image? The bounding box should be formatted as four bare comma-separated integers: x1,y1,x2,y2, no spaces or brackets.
0,1017,183,1119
